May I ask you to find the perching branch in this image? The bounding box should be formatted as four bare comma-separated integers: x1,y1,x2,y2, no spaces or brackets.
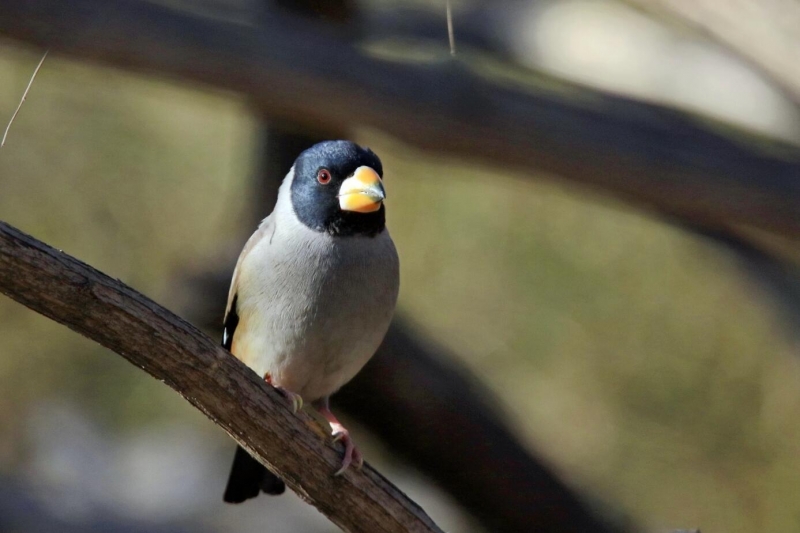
0,220,443,533
1,0,800,239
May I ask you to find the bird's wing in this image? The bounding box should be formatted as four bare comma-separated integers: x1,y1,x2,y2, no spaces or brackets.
221,214,287,501
222,215,274,350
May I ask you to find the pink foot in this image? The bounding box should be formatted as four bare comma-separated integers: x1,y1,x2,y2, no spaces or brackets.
331,423,363,476
313,398,363,475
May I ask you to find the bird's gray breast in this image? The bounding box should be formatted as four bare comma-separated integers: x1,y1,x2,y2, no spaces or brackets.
234,220,399,401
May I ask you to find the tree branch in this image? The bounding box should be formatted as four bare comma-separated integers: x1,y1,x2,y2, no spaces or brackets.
1,0,800,239
0,220,443,533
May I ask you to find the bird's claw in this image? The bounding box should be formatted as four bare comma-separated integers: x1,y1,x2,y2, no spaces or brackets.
264,374,303,413
281,389,303,413
331,423,363,476
312,401,364,475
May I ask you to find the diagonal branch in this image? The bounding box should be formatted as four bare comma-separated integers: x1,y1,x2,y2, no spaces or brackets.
0,0,799,239
0,220,443,533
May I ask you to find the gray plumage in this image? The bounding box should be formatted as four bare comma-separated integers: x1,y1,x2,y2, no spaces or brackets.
227,168,399,400
223,141,399,503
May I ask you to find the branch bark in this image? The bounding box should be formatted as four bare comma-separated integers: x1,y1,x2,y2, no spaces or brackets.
1,0,800,239
0,220,442,533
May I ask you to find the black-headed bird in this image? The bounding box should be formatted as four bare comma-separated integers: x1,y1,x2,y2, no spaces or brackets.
222,141,399,502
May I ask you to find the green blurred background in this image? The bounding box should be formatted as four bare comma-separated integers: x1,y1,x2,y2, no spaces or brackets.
2,1,800,532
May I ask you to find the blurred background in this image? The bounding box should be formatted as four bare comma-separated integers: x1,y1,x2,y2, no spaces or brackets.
2,0,800,532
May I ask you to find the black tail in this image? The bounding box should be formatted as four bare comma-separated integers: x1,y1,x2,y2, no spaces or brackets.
223,445,285,503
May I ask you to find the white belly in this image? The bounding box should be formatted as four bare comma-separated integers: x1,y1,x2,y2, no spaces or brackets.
231,225,399,401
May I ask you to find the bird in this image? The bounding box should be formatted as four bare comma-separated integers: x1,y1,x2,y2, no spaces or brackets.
221,140,400,503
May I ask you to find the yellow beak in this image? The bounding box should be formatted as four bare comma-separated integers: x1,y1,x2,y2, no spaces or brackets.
338,166,386,213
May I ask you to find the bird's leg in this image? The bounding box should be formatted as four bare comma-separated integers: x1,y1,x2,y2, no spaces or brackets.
264,373,303,413
312,397,363,475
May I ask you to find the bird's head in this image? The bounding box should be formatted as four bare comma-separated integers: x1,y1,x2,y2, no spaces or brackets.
290,140,387,237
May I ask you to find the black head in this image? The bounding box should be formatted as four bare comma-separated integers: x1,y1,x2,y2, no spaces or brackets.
290,140,386,237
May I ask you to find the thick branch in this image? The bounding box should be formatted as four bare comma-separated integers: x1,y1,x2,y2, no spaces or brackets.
0,221,442,533
1,0,800,239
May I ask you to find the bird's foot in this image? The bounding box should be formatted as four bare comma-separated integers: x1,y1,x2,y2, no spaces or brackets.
331,423,363,476
266,392,360,470
312,398,363,475
278,388,303,413
265,373,303,413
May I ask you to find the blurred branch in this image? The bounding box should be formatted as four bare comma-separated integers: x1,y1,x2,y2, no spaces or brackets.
0,221,443,533
625,0,800,106
1,0,800,240
343,323,630,533
690,223,800,334
363,2,800,331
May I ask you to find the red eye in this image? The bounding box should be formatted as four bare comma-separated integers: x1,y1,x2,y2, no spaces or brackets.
317,169,332,184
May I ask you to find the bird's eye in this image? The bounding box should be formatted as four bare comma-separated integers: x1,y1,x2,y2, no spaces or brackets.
317,169,332,185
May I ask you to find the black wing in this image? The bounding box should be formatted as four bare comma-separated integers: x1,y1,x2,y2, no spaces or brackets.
221,295,239,352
